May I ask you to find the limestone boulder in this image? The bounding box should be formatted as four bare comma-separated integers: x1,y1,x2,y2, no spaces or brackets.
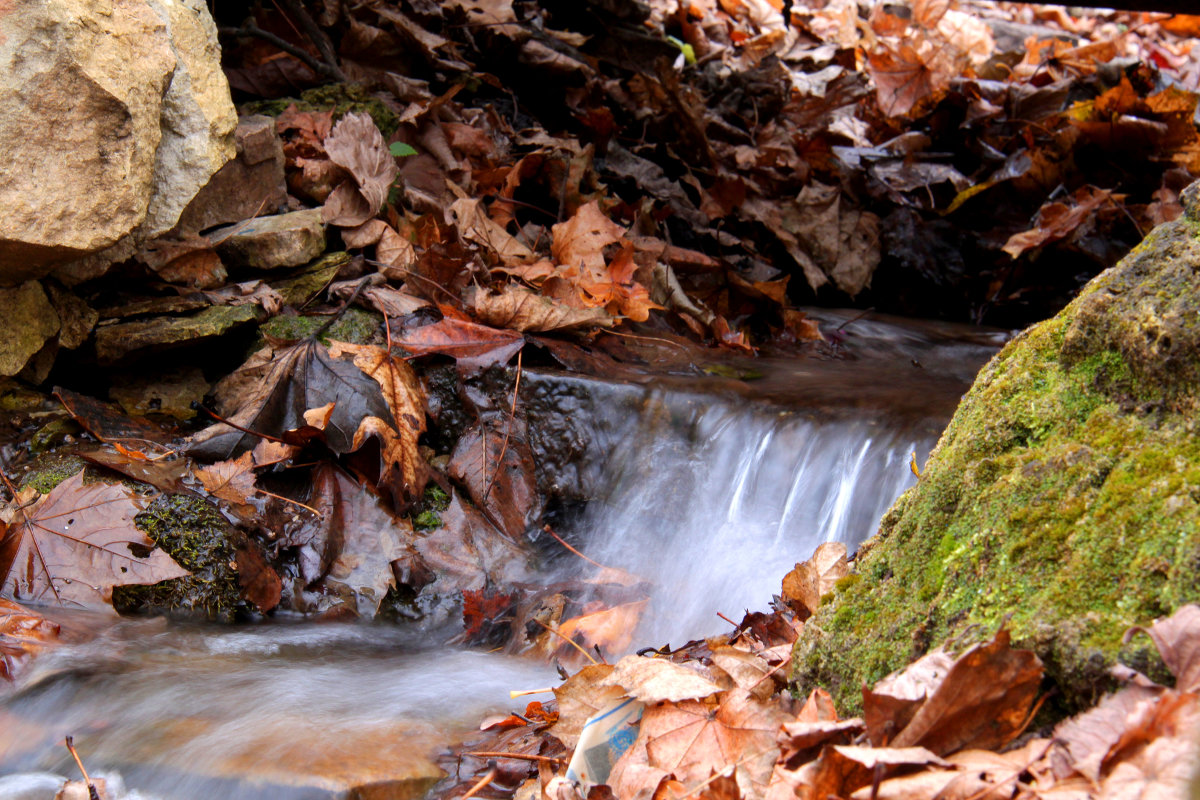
0,0,236,284
793,183,1200,715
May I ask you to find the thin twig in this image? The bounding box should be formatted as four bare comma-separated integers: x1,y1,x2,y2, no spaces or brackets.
253,487,319,516
510,687,555,698
532,617,600,665
65,737,101,800
280,0,346,81
466,751,565,764
542,524,608,569
218,21,343,81
461,767,497,800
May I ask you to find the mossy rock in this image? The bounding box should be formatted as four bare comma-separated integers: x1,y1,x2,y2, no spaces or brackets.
18,452,87,493
260,307,381,345
113,494,247,621
792,184,1200,715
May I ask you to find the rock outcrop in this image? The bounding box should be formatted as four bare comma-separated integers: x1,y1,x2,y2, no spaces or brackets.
793,182,1200,714
0,0,236,283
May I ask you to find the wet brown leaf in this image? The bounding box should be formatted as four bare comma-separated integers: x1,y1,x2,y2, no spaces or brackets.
393,317,525,369
557,599,649,662
0,598,60,683
284,463,407,618
447,423,541,539
465,285,615,332
781,541,847,620
552,664,623,749
0,473,189,610
188,339,394,461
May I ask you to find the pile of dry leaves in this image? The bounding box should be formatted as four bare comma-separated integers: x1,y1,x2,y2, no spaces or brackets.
433,547,1200,800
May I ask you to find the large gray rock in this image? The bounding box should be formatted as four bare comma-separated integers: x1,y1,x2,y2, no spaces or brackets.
0,0,237,284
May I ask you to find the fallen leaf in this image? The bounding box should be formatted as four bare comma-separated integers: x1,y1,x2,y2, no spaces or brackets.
447,423,542,539
393,316,525,369
638,689,789,796
0,473,189,610
603,655,726,704
890,629,1043,755
465,284,615,332
781,541,847,620
187,339,395,461
283,463,407,618
557,599,649,661
323,112,398,216
0,598,60,683
1124,604,1200,692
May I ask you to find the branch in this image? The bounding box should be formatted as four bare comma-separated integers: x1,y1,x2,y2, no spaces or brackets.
219,20,346,82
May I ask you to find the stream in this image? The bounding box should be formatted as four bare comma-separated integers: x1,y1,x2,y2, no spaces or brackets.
0,312,1006,800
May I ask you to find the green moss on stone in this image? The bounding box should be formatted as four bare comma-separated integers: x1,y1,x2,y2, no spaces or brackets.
413,485,451,531
260,308,381,345
792,212,1200,716
113,494,245,621
242,84,399,137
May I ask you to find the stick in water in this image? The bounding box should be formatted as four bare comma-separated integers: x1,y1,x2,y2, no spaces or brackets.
64,736,101,800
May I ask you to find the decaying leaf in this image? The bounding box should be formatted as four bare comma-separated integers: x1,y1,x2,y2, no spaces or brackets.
781,541,847,620
392,317,524,369
0,473,189,610
447,423,542,539
188,339,395,461
284,463,407,619
466,285,615,332
323,112,399,216
0,598,61,683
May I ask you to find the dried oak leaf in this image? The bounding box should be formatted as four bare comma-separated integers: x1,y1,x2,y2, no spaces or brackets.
807,744,950,799
187,339,394,461
450,197,536,264
465,284,615,332
0,473,189,610
0,597,60,683
602,654,727,704
323,112,398,217
638,688,789,796
283,462,407,619
1001,187,1112,259
195,451,258,518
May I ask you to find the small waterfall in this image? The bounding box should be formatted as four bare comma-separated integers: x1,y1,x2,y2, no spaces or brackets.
567,391,933,645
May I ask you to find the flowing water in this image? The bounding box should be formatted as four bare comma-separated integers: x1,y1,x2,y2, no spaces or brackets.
0,312,1005,799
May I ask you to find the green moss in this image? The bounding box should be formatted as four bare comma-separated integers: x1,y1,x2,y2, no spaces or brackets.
270,253,351,307
260,308,381,345
113,494,246,621
18,453,86,493
793,214,1200,716
242,84,399,137
413,484,451,531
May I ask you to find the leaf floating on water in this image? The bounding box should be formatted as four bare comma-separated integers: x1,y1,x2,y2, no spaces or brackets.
0,597,61,683
0,473,189,610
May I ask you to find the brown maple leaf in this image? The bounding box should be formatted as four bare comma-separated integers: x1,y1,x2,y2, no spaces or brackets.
636,689,789,796
0,597,60,682
0,473,189,610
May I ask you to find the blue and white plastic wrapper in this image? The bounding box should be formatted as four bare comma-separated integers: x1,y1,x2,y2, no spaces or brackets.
565,696,645,790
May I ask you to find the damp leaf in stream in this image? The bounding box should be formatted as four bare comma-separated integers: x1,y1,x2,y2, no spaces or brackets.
0,473,189,610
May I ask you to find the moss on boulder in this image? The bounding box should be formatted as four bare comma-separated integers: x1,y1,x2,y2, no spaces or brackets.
792,184,1200,715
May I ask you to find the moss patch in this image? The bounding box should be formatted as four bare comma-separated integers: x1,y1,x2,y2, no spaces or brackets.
18,453,86,493
260,308,381,345
242,84,399,137
792,211,1200,716
113,494,246,621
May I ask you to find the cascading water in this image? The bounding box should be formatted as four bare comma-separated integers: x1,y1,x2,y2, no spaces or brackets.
565,395,930,644
0,312,1005,798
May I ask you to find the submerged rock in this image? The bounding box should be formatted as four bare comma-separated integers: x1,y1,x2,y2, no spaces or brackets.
793,183,1200,714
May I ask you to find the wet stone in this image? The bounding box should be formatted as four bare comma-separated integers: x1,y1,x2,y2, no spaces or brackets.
94,305,259,364
213,208,327,270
